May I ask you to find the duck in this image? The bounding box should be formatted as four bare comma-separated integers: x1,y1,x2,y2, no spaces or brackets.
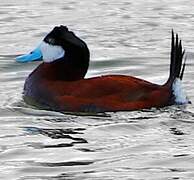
17,25,189,113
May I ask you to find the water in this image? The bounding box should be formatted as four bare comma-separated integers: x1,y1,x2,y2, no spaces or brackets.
1,0,194,179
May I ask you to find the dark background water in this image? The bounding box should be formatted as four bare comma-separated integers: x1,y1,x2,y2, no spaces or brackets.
1,0,194,179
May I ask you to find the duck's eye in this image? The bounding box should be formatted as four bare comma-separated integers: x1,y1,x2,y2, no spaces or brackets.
44,37,56,45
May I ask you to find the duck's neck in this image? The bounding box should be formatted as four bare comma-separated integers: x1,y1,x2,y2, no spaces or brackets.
52,50,89,81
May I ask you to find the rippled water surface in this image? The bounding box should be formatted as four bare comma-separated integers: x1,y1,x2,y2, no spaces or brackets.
1,0,194,179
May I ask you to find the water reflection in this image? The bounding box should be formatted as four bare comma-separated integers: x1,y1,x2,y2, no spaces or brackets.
170,127,185,136
40,161,94,167
24,127,88,148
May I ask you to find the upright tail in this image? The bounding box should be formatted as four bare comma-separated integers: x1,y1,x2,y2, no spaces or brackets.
166,30,189,104
167,30,186,85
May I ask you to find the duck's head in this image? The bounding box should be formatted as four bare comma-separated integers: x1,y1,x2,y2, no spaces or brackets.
16,25,89,65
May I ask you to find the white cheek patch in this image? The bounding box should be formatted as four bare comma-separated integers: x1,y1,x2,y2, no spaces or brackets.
40,41,65,63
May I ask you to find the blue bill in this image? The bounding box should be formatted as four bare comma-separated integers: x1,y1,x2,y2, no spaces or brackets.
16,45,42,62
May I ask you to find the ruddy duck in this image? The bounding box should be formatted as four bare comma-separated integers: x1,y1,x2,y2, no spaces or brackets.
17,26,189,112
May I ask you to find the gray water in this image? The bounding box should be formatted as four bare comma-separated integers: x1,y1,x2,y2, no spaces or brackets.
1,0,194,179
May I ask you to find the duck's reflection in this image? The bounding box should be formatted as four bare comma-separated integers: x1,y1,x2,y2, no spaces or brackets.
24,127,88,149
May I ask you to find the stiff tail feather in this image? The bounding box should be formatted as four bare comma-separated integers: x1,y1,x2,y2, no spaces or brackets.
166,30,189,104
167,30,186,84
